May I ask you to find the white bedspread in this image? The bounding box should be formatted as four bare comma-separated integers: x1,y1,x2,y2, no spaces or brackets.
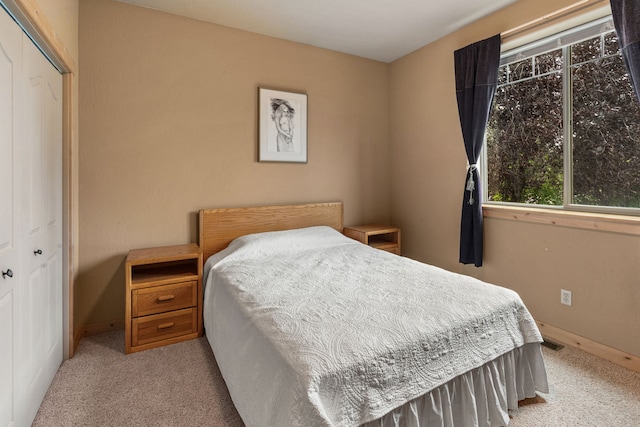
203,226,546,427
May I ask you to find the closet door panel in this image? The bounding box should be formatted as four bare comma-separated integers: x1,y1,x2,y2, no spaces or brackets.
0,22,19,256
41,56,63,385
45,252,62,381
18,266,45,382
43,71,63,382
0,9,21,427
0,291,14,427
0,7,63,426
23,65,43,242
15,31,63,425
13,258,47,424
44,79,62,230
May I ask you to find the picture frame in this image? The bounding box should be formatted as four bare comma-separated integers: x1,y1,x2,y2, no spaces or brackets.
258,87,308,163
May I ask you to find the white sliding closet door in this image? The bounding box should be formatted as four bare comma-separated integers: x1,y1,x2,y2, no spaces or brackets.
0,8,22,427
0,6,63,427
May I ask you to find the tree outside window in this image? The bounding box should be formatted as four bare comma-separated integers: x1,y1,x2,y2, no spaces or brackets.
485,17,640,211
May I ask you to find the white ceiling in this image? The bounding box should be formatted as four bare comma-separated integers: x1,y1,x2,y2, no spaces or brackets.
114,0,517,63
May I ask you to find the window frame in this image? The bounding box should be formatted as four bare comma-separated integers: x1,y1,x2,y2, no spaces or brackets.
481,14,640,218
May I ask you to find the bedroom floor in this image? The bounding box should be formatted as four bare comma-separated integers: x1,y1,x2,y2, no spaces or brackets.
33,330,640,426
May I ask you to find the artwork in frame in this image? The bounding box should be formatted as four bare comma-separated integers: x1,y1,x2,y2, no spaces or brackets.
258,87,308,163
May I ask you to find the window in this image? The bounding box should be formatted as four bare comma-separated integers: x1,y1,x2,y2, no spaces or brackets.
485,16,640,213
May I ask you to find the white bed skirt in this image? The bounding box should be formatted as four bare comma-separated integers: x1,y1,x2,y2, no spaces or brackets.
362,342,548,427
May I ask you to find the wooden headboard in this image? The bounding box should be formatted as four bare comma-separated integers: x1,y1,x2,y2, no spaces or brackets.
198,202,344,262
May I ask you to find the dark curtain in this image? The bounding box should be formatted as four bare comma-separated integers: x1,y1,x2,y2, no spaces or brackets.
454,35,501,267
611,0,640,102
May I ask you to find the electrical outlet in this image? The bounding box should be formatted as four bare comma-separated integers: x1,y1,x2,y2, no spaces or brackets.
561,289,572,306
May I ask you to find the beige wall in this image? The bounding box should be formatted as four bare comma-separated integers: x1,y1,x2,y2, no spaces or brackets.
77,0,640,359
389,0,640,357
77,0,390,327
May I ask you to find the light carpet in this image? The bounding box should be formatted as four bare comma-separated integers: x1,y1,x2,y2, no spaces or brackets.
33,330,640,426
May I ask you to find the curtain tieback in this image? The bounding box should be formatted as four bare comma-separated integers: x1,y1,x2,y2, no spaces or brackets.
466,164,478,205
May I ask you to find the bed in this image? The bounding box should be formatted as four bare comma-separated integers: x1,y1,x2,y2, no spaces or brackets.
198,202,548,427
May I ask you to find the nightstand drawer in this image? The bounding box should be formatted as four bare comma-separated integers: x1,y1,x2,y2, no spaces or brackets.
132,281,197,317
132,308,197,347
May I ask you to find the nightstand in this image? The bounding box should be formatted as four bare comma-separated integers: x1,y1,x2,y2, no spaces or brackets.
343,224,401,255
125,243,203,354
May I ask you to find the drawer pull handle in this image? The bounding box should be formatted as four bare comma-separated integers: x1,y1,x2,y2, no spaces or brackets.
157,295,175,303
157,322,175,330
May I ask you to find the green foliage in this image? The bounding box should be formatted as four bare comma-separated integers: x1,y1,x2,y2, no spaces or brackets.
487,32,640,209
487,55,564,205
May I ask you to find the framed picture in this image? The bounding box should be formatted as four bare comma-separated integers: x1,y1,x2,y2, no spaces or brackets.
258,87,308,163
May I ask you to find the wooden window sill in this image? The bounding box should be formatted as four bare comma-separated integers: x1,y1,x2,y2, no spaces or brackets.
483,205,640,237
